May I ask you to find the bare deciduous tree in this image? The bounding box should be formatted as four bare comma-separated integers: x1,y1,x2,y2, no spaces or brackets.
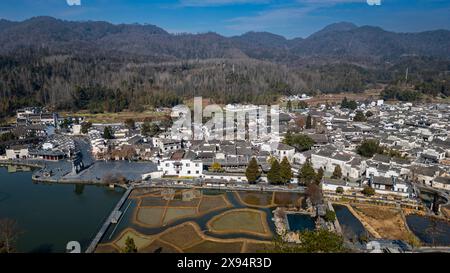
306,183,323,206
0,218,21,253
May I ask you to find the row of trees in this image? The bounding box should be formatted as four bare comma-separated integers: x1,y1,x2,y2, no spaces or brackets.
299,160,342,182
269,229,347,253
246,157,344,186
267,157,293,185
245,157,293,185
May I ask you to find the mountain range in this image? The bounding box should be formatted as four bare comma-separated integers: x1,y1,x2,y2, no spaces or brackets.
0,16,449,117
1,16,450,64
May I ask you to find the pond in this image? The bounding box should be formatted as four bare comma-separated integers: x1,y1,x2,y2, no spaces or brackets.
333,204,367,241
0,167,124,253
286,213,315,232
406,214,450,246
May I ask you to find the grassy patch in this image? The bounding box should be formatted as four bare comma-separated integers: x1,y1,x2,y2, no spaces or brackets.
95,244,119,253
274,192,303,207
184,240,244,253
140,196,168,207
140,239,181,253
160,222,203,249
198,195,230,214
353,205,418,243
168,198,201,207
243,241,272,253
163,208,197,225
135,207,165,227
238,192,273,207
114,229,154,251
208,209,270,236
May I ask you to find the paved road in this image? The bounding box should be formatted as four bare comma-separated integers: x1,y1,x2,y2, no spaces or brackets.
137,180,306,193
73,137,94,167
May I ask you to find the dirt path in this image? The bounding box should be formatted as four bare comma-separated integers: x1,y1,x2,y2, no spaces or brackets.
344,204,382,239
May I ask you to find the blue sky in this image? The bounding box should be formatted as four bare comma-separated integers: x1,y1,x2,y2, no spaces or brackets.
0,0,449,38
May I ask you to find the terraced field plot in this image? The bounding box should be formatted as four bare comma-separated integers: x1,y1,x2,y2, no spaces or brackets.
130,188,163,198
237,192,274,207
184,240,244,253
101,188,280,253
160,222,204,249
133,189,233,228
198,195,230,214
140,196,169,207
136,207,165,227
141,239,181,253
163,208,197,224
114,229,155,250
274,192,303,207
95,244,119,253
243,241,272,253
208,209,271,237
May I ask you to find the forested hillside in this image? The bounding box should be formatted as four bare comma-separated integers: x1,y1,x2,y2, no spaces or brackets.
0,17,449,119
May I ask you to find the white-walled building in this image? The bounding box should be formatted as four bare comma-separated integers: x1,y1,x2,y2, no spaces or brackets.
311,148,366,180
274,143,296,162
5,145,29,159
159,150,203,177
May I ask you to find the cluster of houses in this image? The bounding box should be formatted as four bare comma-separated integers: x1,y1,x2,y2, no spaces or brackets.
314,102,450,196
66,100,450,199
0,107,77,161
4,134,77,161
16,107,58,127
1,102,449,201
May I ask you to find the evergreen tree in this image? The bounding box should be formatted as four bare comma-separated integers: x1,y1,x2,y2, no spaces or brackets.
347,100,358,110
267,159,282,185
280,157,293,184
315,167,324,184
81,122,92,134
306,114,313,129
353,111,367,122
365,111,374,118
122,236,137,253
286,100,292,112
331,165,343,179
283,133,314,152
141,122,161,137
341,97,349,109
283,131,293,146
103,126,114,139
298,160,316,185
124,118,135,130
245,157,261,184
357,139,383,158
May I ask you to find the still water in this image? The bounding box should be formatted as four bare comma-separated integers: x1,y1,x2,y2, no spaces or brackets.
406,214,450,246
0,167,123,253
286,214,315,232
333,204,367,241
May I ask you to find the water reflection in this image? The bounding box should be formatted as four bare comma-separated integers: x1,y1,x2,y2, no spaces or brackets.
333,204,367,241
406,214,450,246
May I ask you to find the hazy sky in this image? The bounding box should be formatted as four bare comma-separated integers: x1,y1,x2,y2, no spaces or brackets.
0,0,449,38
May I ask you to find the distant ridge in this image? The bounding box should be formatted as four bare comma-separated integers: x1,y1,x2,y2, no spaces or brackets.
0,16,449,62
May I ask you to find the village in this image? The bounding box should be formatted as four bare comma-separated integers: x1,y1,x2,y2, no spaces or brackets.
1,96,450,253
